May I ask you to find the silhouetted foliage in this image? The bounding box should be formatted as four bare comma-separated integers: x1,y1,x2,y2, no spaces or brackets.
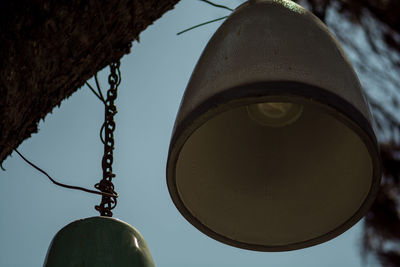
296,1,400,265
209,0,400,265
202,2,400,263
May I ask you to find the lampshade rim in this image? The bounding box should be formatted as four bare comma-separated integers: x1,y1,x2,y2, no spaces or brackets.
166,80,381,251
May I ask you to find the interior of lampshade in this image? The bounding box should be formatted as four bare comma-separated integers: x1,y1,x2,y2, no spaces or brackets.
175,98,373,248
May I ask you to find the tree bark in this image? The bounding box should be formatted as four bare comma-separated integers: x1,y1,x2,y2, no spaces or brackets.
0,0,179,163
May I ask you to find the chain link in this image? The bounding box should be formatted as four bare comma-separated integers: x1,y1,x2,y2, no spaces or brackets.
95,61,120,217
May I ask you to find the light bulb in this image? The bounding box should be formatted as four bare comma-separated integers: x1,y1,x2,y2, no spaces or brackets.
247,102,303,127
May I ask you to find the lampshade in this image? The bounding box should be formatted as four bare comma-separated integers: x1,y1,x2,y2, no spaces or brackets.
166,0,381,251
43,217,155,267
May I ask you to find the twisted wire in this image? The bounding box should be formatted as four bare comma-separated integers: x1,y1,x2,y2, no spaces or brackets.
94,61,120,217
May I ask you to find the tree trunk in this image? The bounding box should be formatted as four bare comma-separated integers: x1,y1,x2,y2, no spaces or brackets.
0,0,179,163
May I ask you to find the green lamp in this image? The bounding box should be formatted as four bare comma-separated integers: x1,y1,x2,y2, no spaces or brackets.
42,63,155,266
43,217,155,267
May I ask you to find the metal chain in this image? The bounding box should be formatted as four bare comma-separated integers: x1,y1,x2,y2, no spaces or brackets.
95,61,120,217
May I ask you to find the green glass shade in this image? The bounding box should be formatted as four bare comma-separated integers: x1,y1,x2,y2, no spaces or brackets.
43,217,155,267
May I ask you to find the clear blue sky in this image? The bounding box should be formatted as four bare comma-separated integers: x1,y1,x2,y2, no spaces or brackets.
0,1,375,266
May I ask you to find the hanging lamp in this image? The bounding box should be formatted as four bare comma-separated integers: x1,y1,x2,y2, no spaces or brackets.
43,62,155,266
167,0,381,251
43,217,154,267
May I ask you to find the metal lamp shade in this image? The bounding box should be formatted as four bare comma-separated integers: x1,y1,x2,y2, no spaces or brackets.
43,217,155,267
166,0,381,251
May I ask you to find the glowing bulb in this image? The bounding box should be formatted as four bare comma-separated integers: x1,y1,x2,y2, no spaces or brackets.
247,102,303,127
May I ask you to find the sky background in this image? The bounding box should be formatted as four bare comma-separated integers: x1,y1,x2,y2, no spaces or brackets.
0,1,378,266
